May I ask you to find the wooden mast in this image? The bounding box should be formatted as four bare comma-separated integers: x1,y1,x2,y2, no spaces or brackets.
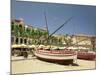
44,11,49,44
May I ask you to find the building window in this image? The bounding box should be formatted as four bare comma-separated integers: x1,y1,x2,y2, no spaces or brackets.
20,38,23,44
24,39,27,44
19,24,22,28
16,38,18,44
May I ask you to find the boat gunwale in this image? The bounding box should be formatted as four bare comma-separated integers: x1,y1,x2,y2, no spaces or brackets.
35,52,77,60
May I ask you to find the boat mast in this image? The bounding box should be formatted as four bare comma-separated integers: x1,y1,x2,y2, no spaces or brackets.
38,13,73,46
40,16,73,44
44,11,49,44
49,17,73,38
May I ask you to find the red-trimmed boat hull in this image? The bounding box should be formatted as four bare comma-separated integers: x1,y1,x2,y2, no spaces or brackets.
34,50,77,64
77,52,96,60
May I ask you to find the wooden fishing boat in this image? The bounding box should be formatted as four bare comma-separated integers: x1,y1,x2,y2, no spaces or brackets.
77,51,96,60
34,48,77,64
68,46,96,60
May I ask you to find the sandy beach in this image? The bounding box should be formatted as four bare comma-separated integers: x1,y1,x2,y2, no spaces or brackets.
11,56,96,74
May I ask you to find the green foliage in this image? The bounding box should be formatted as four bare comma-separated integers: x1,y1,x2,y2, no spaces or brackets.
11,23,68,45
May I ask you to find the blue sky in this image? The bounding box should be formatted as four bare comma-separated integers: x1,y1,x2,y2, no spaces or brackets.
11,0,96,35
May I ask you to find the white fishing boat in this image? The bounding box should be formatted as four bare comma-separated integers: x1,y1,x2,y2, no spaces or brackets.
34,48,77,64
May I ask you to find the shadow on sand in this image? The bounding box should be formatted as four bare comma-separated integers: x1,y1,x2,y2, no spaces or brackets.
36,57,79,66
